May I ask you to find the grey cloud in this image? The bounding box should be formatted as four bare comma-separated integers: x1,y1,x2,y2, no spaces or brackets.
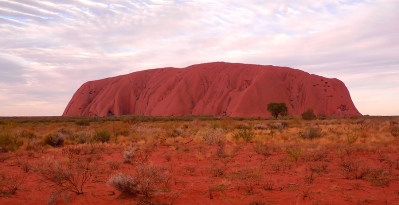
0,57,28,84
0,1,57,19
0,0,398,115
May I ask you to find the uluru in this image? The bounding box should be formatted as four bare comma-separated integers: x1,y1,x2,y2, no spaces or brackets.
63,62,361,117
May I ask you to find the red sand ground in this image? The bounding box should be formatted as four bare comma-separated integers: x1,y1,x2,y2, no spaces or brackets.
1,141,398,205
63,62,361,117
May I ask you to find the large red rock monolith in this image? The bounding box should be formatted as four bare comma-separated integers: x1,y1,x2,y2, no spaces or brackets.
63,62,361,117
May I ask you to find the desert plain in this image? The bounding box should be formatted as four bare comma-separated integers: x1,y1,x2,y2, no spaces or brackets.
1,116,399,205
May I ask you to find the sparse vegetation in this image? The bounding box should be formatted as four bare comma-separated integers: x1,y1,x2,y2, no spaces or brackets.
301,108,317,120
123,145,150,165
232,128,256,142
38,157,97,194
109,165,170,198
299,125,324,140
42,132,65,147
267,102,288,119
0,116,398,204
0,125,23,152
390,121,399,137
109,172,140,197
0,172,27,195
92,130,111,142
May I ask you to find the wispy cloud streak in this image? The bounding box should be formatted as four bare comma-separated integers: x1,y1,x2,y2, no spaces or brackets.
0,0,398,116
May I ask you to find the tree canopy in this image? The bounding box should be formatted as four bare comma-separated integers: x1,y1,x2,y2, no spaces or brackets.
301,108,317,120
267,102,288,119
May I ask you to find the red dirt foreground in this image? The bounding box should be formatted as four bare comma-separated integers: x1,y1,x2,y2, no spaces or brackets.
63,62,361,117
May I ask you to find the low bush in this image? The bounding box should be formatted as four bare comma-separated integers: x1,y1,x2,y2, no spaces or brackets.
208,182,229,199
286,146,302,162
271,122,287,133
109,165,170,198
62,146,83,159
202,128,225,145
208,162,227,177
109,173,140,197
252,143,272,158
227,167,261,194
92,130,111,143
262,178,274,191
115,128,130,137
75,119,90,126
301,108,317,120
389,121,399,137
38,157,97,194
233,129,256,142
340,157,360,179
123,145,150,165
73,131,92,144
0,132,23,152
253,124,268,130
42,133,65,147
299,126,324,140
235,123,250,130
302,149,329,162
0,172,27,195
19,130,37,139
346,129,359,145
364,168,390,187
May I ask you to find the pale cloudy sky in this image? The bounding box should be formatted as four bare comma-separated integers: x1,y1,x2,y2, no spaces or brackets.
0,0,398,116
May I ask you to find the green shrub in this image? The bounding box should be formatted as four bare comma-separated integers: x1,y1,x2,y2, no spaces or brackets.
0,133,23,152
115,128,130,137
252,143,272,158
299,126,324,140
42,133,65,147
301,108,316,120
75,119,90,126
93,130,111,142
346,129,359,145
233,129,256,142
235,123,250,129
286,146,302,162
19,130,37,139
73,131,92,144
267,102,288,119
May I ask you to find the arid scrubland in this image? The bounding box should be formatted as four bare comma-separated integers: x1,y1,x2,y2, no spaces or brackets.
1,116,399,205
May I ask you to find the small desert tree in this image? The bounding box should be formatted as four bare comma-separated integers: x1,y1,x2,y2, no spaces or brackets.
302,108,317,120
267,102,288,119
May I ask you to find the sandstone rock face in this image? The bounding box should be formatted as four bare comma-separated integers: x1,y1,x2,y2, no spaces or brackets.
63,62,361,117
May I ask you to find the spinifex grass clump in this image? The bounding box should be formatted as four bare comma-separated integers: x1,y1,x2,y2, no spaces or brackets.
233,129,256,142
0,124,23,152
92,130,111,142
299,125,324,140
